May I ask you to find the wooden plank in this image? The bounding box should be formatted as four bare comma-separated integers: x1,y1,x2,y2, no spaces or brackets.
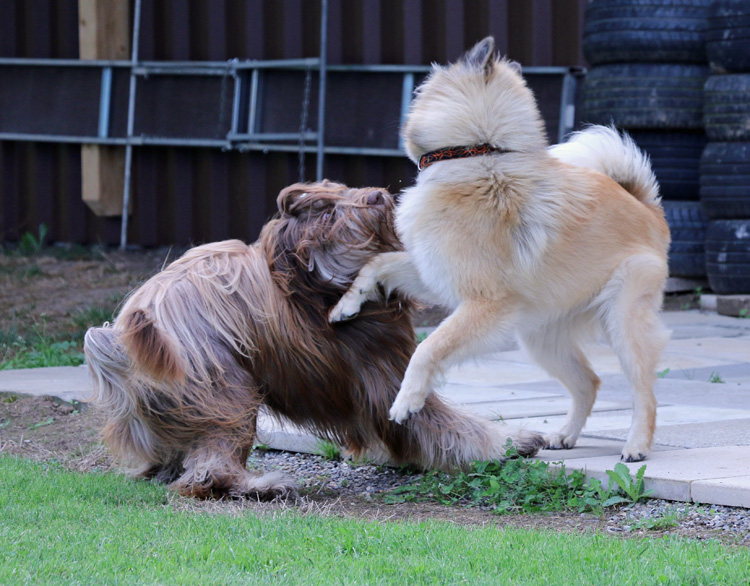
78,0,129,59
78,0,129,217
81,145,128,217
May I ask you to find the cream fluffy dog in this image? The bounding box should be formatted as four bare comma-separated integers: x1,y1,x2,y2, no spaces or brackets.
330,37,670,462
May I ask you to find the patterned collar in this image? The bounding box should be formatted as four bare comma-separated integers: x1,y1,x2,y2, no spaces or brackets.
417,144,512,171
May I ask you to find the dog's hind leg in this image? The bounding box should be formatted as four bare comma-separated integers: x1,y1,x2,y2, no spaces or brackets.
600,254,670,462
399,396,546,468
169,440,297,500
519,323,601,451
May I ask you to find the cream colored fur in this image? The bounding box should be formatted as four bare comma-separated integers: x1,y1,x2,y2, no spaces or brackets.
329,38,671,462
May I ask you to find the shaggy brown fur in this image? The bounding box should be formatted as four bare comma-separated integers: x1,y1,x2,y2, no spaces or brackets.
85,181,544,500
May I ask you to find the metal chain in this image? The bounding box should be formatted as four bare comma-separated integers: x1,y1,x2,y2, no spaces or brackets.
298,67,313,182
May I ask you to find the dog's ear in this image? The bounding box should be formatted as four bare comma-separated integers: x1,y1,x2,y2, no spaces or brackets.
277,183,310,216
463,37,496,75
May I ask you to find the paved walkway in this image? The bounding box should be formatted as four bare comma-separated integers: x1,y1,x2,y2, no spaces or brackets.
2,308,749,508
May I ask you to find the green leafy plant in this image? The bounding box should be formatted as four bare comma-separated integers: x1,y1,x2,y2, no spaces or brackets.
708,371,725,384
317,440,342,461
739,307,748,319
630,511,683,532
656,367,670,379
28,417,55,430
605,463,653,507
18,224,48,255
385,445,622,515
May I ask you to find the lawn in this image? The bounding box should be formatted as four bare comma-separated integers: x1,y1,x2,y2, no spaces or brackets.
2,456,749,586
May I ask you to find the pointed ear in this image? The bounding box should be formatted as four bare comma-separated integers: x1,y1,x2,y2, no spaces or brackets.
463,37,496,75
277,183,309,216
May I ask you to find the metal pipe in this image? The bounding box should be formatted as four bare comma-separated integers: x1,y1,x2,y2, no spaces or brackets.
121,0,142,250
316,0,328,181
97,67,113,138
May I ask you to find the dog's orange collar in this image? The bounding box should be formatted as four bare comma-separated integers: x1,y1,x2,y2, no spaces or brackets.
417,144,511,171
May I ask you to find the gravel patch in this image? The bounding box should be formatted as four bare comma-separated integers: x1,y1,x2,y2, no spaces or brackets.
252,449,750,543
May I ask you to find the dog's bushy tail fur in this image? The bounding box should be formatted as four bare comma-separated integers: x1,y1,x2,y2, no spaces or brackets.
84,326,159,464
549,125,661,206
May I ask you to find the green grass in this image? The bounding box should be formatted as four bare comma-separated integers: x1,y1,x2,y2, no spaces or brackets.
1,302,119,370
2,456,749,586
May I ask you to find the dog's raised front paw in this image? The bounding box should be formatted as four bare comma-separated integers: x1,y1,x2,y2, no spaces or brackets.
388,390,426,424
328,293,364,323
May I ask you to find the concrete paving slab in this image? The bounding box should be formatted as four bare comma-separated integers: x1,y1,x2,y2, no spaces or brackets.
437,384,558,403
255,411,322,456
556,446,750,503
692,476,750,508
586,419,750,449
509,405,750,435
0,365,92,403
456,398,630,420
664,337,750,364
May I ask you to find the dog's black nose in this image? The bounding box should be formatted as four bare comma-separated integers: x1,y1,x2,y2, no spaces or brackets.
366,190,385,205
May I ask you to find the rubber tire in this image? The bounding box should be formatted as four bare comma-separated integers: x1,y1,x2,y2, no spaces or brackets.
700,142,750,219
583,0,711,65
663,201,708,278
628,130,706,200
582,64,709,130
704,74,750,142
707,0,750,72
705,219,750,294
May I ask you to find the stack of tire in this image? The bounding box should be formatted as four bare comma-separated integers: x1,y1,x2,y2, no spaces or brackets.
581,0,712,280
702,0,750,294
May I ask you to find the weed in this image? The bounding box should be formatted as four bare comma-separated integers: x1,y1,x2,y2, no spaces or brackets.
317,440,342,461
18,224,48,255
656,367,671,379
28,417,55,430
416,331,429,344
69,302,120,338
630,511,684,532
605,463,653,507
708,371,725,384
385,444,622,515
739,308,749,319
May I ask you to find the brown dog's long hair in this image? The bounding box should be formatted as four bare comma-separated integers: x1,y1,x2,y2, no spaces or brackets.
84,180,542,499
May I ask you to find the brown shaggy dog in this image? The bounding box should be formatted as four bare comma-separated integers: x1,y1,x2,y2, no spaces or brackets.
84,181,544,500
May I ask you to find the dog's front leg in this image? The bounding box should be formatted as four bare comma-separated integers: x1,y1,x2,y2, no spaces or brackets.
329,251,433,322
390,300,518,423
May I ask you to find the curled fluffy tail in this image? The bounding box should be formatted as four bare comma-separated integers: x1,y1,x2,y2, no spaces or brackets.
549,125,660,206
118,309,187,383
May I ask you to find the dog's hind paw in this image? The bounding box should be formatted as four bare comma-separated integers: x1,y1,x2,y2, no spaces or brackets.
512,430,546,458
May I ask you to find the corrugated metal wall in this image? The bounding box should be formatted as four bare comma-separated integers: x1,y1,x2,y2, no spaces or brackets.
0,0,586,247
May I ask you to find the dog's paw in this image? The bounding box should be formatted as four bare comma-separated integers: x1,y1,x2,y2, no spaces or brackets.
328,293,364,323
512,430,546,458
389,391,426,424
620,447,648,463
543,432,578,450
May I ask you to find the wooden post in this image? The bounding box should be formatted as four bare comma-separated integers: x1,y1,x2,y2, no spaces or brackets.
78,0,130,217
